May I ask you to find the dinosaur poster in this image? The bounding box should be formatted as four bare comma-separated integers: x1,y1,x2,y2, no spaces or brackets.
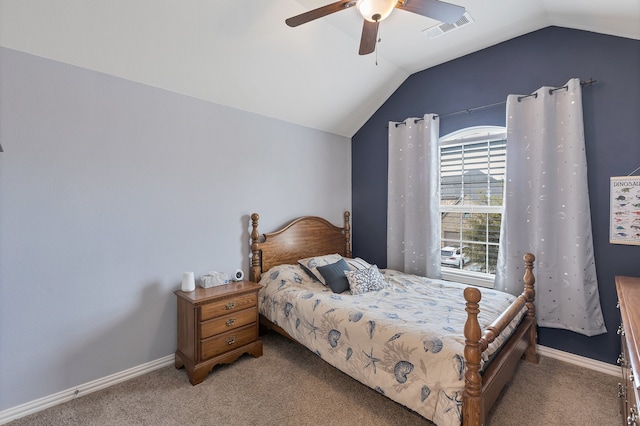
610,176,640,245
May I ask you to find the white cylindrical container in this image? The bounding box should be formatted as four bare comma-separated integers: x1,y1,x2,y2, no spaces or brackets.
182,272,196,292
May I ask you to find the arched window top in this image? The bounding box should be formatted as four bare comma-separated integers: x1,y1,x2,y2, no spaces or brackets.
441,125,506,145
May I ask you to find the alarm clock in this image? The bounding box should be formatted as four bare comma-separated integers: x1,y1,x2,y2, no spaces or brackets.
232,269,244,282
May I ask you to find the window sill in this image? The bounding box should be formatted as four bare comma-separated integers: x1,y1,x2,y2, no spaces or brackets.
441,268,495,289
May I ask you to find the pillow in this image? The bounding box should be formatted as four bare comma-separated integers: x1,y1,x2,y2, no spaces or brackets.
297,254,343,284
345,257,373,271
345,265,389,295
261,264,313,286
317,259,351,293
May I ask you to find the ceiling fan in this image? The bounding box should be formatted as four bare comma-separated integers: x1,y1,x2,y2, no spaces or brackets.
286,0,466,55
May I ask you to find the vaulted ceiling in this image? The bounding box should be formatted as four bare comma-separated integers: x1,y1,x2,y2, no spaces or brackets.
1,0,638,137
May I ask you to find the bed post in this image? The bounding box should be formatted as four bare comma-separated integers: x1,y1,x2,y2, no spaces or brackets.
463,286,483,426
344,211,352,258
522,253,539,363
250,213,262,283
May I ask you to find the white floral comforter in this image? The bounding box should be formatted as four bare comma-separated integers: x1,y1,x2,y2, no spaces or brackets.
258,264,526,426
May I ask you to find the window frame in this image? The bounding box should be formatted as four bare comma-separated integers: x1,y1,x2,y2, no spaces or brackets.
439,126,507,288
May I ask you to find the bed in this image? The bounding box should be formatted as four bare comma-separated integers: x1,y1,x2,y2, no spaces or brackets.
249,211,538,426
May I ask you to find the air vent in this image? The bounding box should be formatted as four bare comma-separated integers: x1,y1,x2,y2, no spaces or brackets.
422,12,474,40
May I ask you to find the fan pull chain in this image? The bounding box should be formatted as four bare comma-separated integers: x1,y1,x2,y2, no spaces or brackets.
375,27,381,66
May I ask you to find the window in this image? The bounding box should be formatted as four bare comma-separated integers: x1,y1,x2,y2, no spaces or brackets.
439,126,506,287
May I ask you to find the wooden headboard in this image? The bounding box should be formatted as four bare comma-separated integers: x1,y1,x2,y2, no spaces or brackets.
250,212,351,282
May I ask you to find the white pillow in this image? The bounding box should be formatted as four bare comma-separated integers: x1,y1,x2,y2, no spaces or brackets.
297,254,343,285
345,257,373,271
345,265,389,295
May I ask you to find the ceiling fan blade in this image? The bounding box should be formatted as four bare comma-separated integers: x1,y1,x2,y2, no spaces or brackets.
359,20,379,55
397,0,465,24
285,0,356,27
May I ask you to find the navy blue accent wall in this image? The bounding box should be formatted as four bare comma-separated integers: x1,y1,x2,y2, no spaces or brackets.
352,26,640,364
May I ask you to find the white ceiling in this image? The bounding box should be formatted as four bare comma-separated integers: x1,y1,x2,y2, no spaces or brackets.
1,0,639,137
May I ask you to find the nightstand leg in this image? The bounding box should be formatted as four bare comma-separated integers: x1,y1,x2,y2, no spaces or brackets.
174,352,185,370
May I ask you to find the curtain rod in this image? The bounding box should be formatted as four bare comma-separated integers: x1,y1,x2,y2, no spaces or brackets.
393,78,597,127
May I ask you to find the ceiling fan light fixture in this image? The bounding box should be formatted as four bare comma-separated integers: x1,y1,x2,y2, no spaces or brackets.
356,0,396,22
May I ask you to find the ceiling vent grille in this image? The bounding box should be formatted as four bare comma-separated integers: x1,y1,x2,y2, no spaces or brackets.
422,11,474,40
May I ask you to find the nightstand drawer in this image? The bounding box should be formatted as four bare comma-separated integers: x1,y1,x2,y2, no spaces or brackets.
200,292,257,320
200,308,256,339
201,324,257,360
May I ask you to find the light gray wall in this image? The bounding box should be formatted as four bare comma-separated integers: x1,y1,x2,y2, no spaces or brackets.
0,47,351,411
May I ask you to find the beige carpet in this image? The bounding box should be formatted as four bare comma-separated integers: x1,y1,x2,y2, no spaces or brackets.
8,332,621,425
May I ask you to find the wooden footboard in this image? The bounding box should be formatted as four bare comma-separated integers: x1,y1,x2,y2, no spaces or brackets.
462,253,538,425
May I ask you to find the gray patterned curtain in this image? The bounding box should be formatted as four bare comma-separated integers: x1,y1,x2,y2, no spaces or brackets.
495,78,606,336
387,114,441,278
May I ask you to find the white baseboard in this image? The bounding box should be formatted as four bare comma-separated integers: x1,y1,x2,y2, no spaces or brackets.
0,346,620,424
537,345,620,377
0,354,174,425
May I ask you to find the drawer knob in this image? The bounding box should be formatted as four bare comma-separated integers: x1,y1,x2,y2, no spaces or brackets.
225,301,236,310
628,407,637,425
227,336,236,345
226,318,236,327
618,383,625,398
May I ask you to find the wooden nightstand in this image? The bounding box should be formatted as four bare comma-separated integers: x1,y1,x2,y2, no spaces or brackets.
174,280,263,385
